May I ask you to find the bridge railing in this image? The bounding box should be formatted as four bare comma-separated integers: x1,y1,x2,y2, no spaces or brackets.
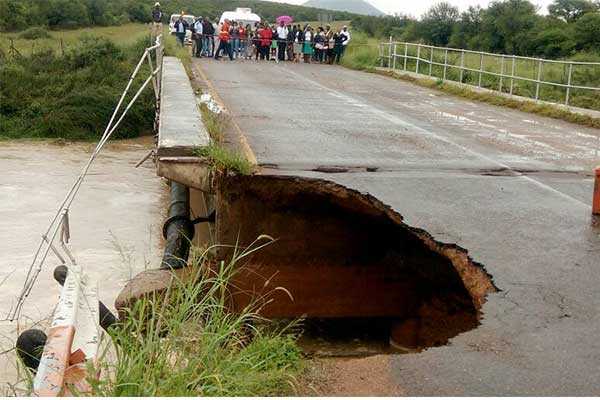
379,40,600,109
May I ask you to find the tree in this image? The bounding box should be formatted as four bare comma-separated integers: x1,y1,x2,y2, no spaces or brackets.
420,2,459,46
448,6,483,48
574,12,600,50
479,0,539,54
548,0,598,22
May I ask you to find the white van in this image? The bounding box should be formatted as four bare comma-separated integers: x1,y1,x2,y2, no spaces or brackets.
219,8,261,27
169,14,195,44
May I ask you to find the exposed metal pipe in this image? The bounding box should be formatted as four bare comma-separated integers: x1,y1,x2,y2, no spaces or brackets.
161,181,195,269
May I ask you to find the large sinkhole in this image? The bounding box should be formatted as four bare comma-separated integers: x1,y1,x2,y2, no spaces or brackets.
215,174,497,354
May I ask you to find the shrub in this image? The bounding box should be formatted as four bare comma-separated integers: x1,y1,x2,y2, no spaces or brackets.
18,26,51,40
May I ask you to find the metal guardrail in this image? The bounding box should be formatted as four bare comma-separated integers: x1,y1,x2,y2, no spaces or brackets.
7,34,164,322
379,40,600,107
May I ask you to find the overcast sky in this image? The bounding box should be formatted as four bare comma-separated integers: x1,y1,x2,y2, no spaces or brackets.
266,0,553,18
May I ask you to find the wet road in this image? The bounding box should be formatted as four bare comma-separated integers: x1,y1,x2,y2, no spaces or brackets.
197,59,600,395
0,138,166,392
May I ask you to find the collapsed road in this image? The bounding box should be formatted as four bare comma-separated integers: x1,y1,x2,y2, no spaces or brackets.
192,59,600,396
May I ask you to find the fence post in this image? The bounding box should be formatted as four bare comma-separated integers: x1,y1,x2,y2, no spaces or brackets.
392,43,397,70
403,43,408,71
416,44,421,74
443,48,448,81
510,56,516,95
388,36,393,68
535,59,543,100
478,53,483,87
459,50,465,83
499,55,505,92
429,46,434,76
565,63,573,106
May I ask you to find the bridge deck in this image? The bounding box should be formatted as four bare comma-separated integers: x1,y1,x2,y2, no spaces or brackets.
195,58,600,396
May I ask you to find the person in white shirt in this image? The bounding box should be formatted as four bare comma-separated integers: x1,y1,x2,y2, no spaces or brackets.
340,25,351,59
276,21,289,61
193,17,203,57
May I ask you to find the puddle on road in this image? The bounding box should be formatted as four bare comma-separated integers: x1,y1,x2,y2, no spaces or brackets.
0,138,167,392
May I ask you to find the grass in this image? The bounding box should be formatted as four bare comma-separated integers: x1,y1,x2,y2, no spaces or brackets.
0,23,153,56
195,144,254,175
0,30,156,140
85,240,304,396
378,70,600,129
340,34,600,127
378,42,600,112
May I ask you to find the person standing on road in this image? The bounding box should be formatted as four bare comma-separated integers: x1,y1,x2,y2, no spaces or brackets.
276,21,288,62
214,19,233,61
294,25,304,63
340,25,351,60
202,18,215,57
259,23,273,61
333,30,344,64
193,16,203,57
286,24,295,61
302,26,313,63
231,21,240,59
174,14,188,47
151,2,162,38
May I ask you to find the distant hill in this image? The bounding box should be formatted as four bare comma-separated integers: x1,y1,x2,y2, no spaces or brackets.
303,0,385,16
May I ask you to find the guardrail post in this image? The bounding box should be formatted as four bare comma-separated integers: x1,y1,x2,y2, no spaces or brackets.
403,43,408,71
459,50,465,83
510,56,516,95
388,36,393,69
429,46,434,76
478,53,483,87
499,55,505,92
565,63,573,106
535,59,543,100
443,49,448,81
392,43,397,70
416,44,421,74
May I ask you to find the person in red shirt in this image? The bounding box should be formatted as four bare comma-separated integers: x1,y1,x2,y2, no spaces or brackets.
258,23,273,61
214,19,233,60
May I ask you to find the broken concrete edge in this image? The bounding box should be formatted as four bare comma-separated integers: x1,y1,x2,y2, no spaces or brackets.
190,61,259,168
157,156,214,193
115,267,198,318
116,172,499,317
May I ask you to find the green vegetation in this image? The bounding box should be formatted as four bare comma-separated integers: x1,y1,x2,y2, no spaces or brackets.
88,242,304,396
195,144,254,175
377,70,600,128
0,33,154,140
0,23,153,55
351,0,600,59
0,0,355,32
340,31,379,70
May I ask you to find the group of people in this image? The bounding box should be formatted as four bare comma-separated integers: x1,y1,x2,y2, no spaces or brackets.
212,20,351,64
166,11,351,64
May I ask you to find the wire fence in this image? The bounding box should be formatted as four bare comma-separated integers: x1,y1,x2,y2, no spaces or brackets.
379,40,600,110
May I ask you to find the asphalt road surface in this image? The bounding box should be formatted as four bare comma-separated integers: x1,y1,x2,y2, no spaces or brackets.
196,59,600,396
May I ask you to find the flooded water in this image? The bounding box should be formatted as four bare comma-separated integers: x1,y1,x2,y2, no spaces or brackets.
0,138,166,393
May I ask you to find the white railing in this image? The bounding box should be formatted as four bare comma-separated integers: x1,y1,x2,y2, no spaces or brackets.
379,40,600,108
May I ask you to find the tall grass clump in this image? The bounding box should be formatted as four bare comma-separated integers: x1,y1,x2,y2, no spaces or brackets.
195,144,254,175
341,31,380,71
88,240,303,396
18,27,51,40
0,35,155,140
